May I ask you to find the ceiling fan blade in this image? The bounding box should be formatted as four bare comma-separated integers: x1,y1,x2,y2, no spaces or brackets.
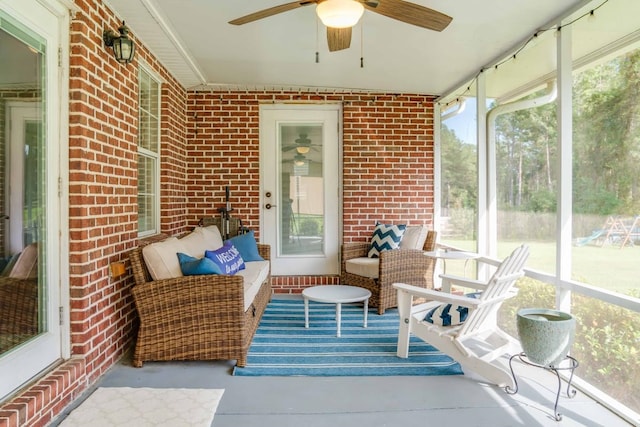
327,27,352,52
229,1,317,25
363,0,452,32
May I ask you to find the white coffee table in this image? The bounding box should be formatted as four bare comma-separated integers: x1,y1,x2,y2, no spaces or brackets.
302,285,372,337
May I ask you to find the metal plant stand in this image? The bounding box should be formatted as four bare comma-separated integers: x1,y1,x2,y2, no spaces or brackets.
505,352,579,421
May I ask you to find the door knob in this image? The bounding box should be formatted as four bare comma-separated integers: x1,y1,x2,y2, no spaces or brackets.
265,203,276,210
265,191,272,198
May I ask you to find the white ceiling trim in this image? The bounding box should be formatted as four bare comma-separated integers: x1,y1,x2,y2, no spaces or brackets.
190,82,412,94
103,0,206,88
138,0,207,85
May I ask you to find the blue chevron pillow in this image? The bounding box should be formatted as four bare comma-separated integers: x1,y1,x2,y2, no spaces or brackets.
423,293,482,326
367,223,407,258
424,303,469,326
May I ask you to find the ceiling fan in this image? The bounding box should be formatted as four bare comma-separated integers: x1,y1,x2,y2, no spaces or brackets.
282,153,314,166
282,133,321,154
229,0,452,52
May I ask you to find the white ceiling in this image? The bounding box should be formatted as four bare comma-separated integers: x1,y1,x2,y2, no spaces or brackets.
100,1,639,99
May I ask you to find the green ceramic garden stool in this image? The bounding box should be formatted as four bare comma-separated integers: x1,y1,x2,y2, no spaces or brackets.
506,308,579,421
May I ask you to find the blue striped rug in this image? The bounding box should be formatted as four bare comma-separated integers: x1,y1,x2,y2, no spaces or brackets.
232,298,463,377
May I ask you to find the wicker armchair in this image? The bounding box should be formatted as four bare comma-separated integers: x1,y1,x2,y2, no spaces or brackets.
341,230,437,315
128,242,271,368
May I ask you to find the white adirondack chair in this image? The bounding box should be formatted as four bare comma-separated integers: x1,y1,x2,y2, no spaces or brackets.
393,244,529,388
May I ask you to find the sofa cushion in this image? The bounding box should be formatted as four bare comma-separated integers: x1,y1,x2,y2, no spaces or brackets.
226,230,264,261
201,225,224,250
368,223,406,258
345,257,379,279
9,243,38,279
142,237,187,280
205,242,245,275
400,225,428,250
236,260,270,311
176,252,223,275
179,228,209,258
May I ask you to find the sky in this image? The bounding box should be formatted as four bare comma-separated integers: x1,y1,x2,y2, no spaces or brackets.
441,97,478,145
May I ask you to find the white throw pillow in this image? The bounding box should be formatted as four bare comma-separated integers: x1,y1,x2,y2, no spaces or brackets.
400,225,428,250
9,242,38,279
179,228,209,258
142,237,187,280
201,225,224,250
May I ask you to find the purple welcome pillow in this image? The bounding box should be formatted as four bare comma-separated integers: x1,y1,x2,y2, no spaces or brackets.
205,242,245,275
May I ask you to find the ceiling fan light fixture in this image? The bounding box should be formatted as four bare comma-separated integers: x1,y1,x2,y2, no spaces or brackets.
293,153,308,166
296,146,311,154
316,0,364,29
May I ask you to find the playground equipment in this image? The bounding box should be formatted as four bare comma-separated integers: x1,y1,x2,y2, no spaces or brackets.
575,216,640,248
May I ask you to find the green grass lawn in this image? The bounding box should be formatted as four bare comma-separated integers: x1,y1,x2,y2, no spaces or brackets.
442,239,640,293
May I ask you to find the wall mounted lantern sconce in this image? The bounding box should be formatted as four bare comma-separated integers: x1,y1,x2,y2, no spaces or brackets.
103,21,135,64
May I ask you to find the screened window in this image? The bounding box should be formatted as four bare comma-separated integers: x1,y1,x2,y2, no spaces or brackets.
138,68,160,236
440,98,478,254
439,0,640,417
571,46,640,295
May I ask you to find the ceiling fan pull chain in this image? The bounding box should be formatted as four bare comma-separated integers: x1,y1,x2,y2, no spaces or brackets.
315,14,320,63
360,20,364,68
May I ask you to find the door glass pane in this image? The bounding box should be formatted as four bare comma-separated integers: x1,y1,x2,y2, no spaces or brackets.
0,24,46,356
279,124,324,256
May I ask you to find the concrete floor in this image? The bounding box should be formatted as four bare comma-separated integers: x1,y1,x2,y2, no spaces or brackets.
50,298,634,427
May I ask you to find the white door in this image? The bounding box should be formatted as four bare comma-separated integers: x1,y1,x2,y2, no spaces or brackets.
260,105,341,275
6,103,37,253
0,0,67,400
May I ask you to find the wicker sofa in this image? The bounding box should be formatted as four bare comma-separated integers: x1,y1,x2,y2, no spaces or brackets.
341,227,437,315
128,225,271,367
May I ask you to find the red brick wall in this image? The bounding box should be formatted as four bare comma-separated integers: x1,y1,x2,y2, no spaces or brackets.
0,0,188,425
159,79,189,236
0,3,435,425
67,0,188,369
186,92,436,293
67,2,139,366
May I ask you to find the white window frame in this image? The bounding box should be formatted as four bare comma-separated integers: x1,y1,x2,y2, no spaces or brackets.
137,64,161,237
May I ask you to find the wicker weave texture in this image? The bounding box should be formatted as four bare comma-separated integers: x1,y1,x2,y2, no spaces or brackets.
128,242,271,367
341,231,437,315
0,277,38,353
